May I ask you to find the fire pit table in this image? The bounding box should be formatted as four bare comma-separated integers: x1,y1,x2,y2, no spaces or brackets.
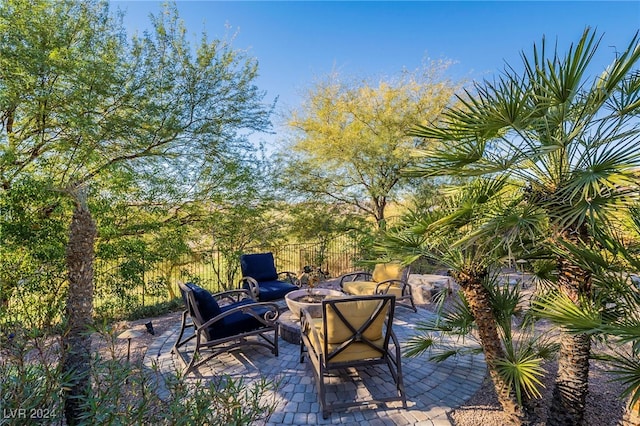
279,288,343,344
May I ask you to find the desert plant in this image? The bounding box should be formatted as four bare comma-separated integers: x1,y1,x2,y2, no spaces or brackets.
0,324,279,425
408,28,640,425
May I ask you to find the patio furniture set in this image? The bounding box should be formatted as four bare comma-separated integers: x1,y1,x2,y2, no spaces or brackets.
172,252,434,418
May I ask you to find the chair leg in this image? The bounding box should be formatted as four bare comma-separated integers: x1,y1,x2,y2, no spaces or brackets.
171,310,195,354
403,286,418,312
273,326,279,356
405,296,417,312
183,334,201,375
299,338,306,363
390,334,408,407
318,364,329,419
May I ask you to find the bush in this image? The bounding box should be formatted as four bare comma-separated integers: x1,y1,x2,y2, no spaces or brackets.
0,329,66,424
1,327,279,425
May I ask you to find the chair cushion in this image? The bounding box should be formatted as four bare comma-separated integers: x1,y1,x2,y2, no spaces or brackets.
243,279,298,301
187,283,222,321
325,298,387,343
306,316,386,363
208,299,270,339
372,263,404,283
241,252,278,281
342,281,375,295
327,339,385,362
342,281,403,298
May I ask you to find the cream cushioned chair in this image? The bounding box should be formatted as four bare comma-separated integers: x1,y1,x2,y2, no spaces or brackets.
299,295,407,419
339,263,417,312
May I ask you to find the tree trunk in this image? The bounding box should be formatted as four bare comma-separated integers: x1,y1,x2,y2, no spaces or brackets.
374,195,387,230
452,268,529,425
62,195,97,425
547,235,592,426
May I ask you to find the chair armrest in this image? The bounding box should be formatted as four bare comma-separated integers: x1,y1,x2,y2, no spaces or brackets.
375,279,408,294
339,271,372,289
238,276,260,300
199,301,281,330
300,307,322,354
388,329,403,366
213,289,252,304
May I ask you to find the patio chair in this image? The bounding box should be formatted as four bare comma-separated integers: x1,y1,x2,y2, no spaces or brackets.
339,262,417,312
299,294,407,419
239,252,299,302
172,282,280,374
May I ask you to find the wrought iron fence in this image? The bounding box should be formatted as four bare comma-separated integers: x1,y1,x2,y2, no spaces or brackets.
92,236,362,318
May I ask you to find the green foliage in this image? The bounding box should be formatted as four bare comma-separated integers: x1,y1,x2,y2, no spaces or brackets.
1,2,275,421
404,292,478,359
494,352,546,402
603,351,640,411
0,176,69,328
197,203,287,290
0,327,279,426
285,200,370,268
406,28,640,421
410,29,640,238
0,0,276,312
487,275,524,341
380,179,555,414
120,298,183,322
405,279,553,406
279,62,461,227
1,329,67,423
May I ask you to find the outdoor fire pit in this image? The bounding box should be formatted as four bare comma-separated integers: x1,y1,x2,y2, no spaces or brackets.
284,288,343,318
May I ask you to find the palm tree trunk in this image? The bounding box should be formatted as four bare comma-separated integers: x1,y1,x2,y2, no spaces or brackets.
62,194,97,425
452,268,528,425
547,240,592,426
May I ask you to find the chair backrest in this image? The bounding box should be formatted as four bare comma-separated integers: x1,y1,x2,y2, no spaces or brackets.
372,262,407,283
178,282,221,329
240,252,278,282
321,295,395,363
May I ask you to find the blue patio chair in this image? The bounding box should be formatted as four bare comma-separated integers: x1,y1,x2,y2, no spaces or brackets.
172,282,281,374
239,252,299,301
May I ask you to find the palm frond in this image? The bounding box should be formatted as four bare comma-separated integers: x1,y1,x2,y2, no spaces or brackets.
494,353,547,402
403,331,483,361
602,349,640,409
531,291,603,333
485,275,524,339
403,332,438,358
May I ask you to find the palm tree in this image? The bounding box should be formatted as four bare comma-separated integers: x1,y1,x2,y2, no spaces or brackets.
407,29,640,425
378,178,550,425
530,207,640,424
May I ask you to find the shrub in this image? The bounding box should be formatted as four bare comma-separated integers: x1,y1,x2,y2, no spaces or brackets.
1,327,279,425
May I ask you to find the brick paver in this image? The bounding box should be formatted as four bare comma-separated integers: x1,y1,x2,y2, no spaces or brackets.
144,307,485,425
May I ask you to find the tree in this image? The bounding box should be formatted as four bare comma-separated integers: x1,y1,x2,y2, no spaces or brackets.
278,62,461,228
285,200,369,269
409,29,640,425
203,203,287,290
530,206,640,424
378,178,549,425
0,1,272,423
0,176,68,327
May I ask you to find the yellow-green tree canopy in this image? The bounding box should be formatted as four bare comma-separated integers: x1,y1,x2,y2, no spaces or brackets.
280,61,461,227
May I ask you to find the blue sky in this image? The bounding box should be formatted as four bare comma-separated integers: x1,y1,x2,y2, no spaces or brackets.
111,1,640,143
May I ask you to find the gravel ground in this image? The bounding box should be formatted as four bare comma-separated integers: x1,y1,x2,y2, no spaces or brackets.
418,287,632,426
448,354,628,426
